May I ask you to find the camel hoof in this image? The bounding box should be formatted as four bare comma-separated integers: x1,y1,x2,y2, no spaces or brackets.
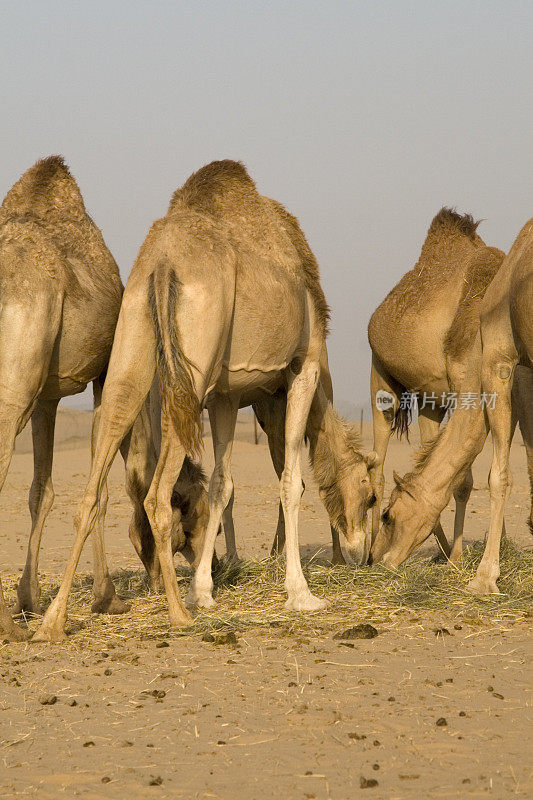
331,553,347,566
195,593,216,609
1,621,31,642
32,622,67,643
285,592,327,612
467,576,501,595
168,608,194,628
91,595,131,615
221,552,241,567
12,598,42,616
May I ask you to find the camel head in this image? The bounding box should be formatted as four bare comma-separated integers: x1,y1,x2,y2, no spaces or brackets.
318,450,379,565
171,476,211,568
370,471,438,567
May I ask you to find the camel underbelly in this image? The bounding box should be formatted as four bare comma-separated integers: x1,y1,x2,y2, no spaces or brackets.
214,363,286,396
41,299,118,400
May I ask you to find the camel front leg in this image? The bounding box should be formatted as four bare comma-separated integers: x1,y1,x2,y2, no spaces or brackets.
187,397,239,608
468,359,516,594
210,404,239,563
370,357,400,541
14,398,59,615
283,358,326,611
221,487,238,562
449,468,473,563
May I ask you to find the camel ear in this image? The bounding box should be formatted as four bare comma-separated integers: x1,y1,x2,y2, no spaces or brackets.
393,471,417,499
393,470,405,489
365,451,379,469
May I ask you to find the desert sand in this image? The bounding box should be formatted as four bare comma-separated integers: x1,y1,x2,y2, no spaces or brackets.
0,408,531,799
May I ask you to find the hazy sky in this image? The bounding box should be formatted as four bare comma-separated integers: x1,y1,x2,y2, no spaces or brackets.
2,1,533,408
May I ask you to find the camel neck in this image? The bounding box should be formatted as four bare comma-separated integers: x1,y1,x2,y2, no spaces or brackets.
412,404,488,507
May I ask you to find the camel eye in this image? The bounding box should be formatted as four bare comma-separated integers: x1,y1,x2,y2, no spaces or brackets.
368,493,377,508
381,508,391,524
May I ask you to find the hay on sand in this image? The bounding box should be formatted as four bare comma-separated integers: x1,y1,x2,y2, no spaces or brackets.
4,538,532,645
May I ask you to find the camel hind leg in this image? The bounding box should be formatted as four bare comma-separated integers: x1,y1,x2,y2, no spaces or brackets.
187,396,239,608
14,398,59,615
143,415,193,627
0,290,62,639
33,290,157,641
468,351,518,595
282,356,326,611
90,375,132,615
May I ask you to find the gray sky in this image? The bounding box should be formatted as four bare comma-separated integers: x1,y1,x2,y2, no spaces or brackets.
2,1,533,409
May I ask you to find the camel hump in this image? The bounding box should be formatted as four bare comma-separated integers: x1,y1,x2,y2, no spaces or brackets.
0,155,86,223
169,159,257,214
429,207,481,241
444,245,506,361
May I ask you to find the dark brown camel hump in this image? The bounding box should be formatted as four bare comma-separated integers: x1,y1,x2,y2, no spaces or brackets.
429,207,481,241
0,155,86,223
443,246,505,361
168,159,257,214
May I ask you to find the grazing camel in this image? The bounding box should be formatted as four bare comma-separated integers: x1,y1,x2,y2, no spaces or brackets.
34,160,377,641
0,155,124,641
371,219,533,593
368,208,504,561
0,156,207,641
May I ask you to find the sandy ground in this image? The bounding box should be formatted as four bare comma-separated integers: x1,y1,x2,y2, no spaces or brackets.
1,410,532,799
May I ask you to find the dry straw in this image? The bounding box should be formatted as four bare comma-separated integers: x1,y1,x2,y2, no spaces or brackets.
5,538,532,644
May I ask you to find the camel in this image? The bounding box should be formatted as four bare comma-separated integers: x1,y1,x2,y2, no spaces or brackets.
34,160,377,641
0,156,207,641
370,219,533,593
368,208,504,561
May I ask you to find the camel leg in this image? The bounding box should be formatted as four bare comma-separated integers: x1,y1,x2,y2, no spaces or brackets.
123,405,163,591
33,293,157,641
370,357,400,540
221,486,238,562
14,398,59,614
468,358,517,595
90,377,131,614
417,407,452,558
143,416,193,627
210,405,238,563
187,397,239,608
283,358,326,611
0,412,32,641
0,292,62,640
449,468,473,563
513,366,533,533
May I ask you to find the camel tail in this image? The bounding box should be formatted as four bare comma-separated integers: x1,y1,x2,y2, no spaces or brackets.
391,387,412,441
147,264,202,459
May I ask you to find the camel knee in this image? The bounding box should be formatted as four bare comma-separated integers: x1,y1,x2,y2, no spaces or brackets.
280,467,302,511
29,479,55,519
208,468,234,513
144,494,173,545
488,467,509,499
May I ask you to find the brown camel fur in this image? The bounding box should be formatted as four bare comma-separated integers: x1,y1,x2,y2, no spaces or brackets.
0,157,208,641
371,220,533,593
368,208,504,561
34,160,377,640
